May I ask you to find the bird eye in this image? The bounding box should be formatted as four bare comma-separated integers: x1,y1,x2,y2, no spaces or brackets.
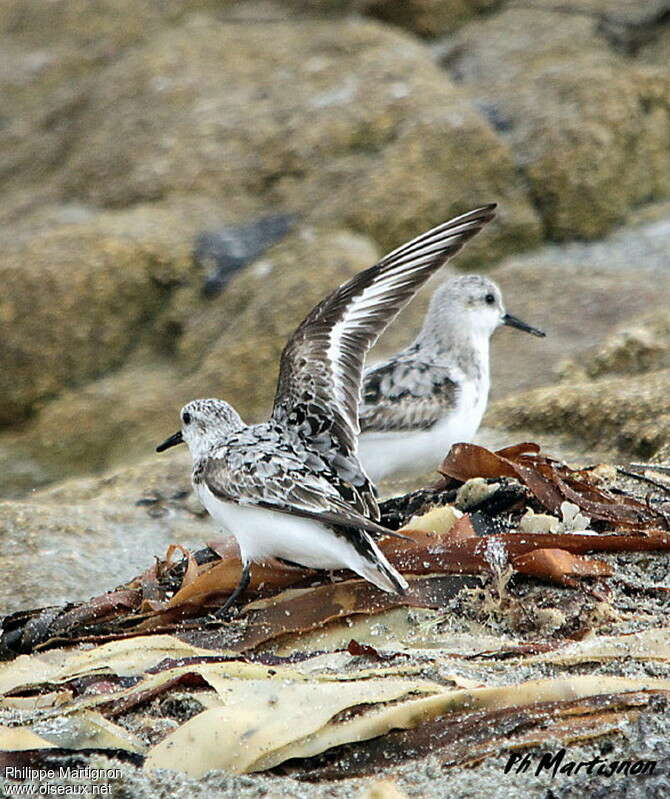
485,293,495,305
182,412,192,425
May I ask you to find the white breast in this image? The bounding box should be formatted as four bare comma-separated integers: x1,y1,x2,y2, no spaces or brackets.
358,373,489,483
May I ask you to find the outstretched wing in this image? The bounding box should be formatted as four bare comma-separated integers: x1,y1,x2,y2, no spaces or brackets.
360,356,460,433
271,205,496,468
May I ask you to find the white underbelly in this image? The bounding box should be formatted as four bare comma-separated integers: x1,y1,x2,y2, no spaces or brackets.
194,483,406,593
197,484,341,567
359,387,487,482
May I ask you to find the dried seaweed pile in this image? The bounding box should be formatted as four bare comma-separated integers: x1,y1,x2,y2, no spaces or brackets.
3,443,669,658
1,443,670,780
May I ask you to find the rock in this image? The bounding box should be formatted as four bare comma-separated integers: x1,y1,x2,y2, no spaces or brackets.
520,0,670,27
533,606,566,634
455,478,497,511
0,361,192,493
57,15,540,257
651,436,670,465
485,210,670,399
404,505,463,534
0,40,92,200
366,0,499,38
486,369,670,459
360,780,409,799
0,0,231,52
481,207,670,460
487,260,670,399
533,0,670,55
189,228,382,419
197,214,296,298
0,197,306,432
640,16,670,65
519,510,560,535
441,6,670,239
557,314,670,382
0,228,381,493
279,0,368,11
0,2,237,199
0,227,179,424
618,411,670,460
0,200,229,425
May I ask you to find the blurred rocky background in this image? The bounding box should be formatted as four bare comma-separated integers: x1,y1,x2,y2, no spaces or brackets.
2,0,670,610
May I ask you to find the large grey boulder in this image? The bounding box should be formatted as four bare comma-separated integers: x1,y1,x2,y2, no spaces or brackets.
441,5,670,239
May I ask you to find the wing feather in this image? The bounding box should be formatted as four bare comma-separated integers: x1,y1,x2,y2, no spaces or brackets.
272,205,496,468
202,454,390,537
360,356,460,433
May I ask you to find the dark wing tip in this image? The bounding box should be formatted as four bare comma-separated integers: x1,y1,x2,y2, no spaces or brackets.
462,202,497,228
430,202,497,259
379,202,497,269
473,202,497,215
460,202,497,229
271,201,499,465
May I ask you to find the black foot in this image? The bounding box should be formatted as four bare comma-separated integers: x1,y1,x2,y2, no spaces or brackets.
212,562,251,620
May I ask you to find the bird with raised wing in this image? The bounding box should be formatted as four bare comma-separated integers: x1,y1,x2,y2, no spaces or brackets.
156,205,496,615
358,275,545,482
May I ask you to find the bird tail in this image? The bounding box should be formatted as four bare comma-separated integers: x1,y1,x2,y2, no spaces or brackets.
352,536,408,595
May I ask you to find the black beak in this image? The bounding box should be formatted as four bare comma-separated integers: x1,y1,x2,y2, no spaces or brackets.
502,313,545,338
156,430,184,453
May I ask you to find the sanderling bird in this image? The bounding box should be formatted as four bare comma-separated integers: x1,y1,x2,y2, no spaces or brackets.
156,205,496,614
357,275,545,482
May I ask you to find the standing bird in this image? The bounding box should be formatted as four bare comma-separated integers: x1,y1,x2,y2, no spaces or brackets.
156,205,496,614
357,275,545,482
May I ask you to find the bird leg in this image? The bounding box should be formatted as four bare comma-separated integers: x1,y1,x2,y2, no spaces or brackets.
213,561,251,619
